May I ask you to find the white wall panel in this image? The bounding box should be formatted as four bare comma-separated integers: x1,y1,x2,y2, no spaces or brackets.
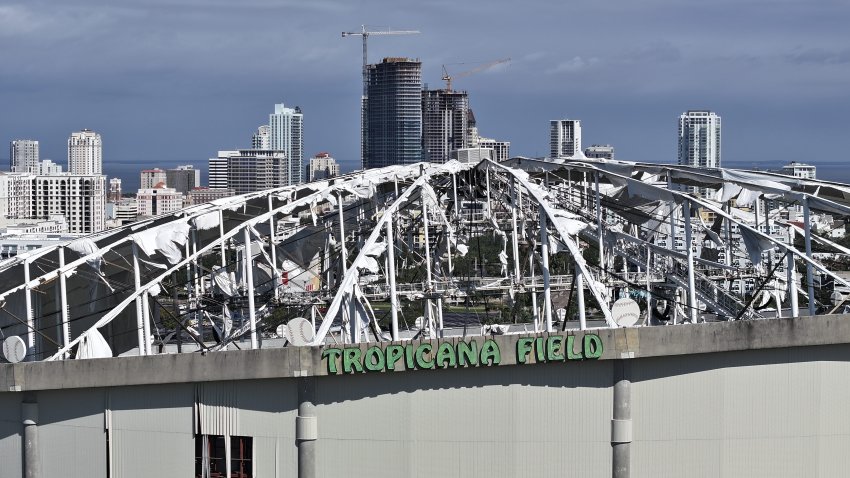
315,361,613,478
110,383,194,477
632,345,850,478
38,388,107,478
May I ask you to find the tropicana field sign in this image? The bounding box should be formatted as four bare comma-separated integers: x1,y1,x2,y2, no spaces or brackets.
321,333,603,374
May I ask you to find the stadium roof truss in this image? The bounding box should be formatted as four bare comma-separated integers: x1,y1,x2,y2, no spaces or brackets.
1,157,849,362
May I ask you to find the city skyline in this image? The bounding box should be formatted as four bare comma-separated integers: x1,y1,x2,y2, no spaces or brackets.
1,0,847,180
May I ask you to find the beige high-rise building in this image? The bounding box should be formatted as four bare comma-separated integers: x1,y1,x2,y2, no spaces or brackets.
140,169,166,190
108,178,123,202
136,183,183,217
307,153,340,182
68,129,103,175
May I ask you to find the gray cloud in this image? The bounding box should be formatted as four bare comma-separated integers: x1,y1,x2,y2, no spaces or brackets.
1,0,849,180
785,47,850,65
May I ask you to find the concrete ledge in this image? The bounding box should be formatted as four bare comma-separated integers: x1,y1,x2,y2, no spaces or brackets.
2,314,849,392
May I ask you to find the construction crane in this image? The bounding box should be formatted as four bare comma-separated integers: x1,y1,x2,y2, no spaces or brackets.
441,58,511,92
341,25,421,96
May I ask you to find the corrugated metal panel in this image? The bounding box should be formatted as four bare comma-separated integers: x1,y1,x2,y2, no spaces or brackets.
38,389,107,478
197,381,239,436
315,361,613,478
235,379,298,438
111,383,194,477
236,379,298,476
631,345,850,477
112,428,193,477
253,436,278,477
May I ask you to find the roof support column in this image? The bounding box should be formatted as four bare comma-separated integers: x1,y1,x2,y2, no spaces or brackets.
422,195,440,335
132,244,146,356
788,230,799,318
268,195,279,301
595,171,604,277
244,227,258,349
684,200,698,323
485,165,492,218
576,263,587,331
337,194,347,274
386,219,399,341
803,196,816,316
24,259,34,357
58,248,70,356
218,209,226,268
530,253,539,331
540,211,553,332
510,177,522,286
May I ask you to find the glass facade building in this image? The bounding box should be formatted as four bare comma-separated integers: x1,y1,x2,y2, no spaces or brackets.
365,58,422,169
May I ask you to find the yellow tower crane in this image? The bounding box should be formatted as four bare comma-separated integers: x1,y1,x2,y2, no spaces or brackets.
441,58,511,92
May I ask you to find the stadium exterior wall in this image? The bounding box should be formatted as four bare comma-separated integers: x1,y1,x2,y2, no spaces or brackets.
2,315,850,477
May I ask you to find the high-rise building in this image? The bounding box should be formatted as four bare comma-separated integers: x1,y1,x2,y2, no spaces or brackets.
584,144,615,160
478,137,510,162
550,119,582,158
165,165,201,195
307,153,340,182
422,89,469,164
136,183,183,217
365,57,422,169
466,109,480,148
252,125,271,150
269,104,303,184
678,110,721,197
208,150,290,194
35,175,106,233
0,173,34,218
208,156,228,190
108,178,122,202
0,171,106,234
140,169,166,190
38,160,62,175
10,140,39,173
67,129,103,175
678,110,721,168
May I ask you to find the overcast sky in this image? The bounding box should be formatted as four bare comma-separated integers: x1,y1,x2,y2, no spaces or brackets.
2,0,849,183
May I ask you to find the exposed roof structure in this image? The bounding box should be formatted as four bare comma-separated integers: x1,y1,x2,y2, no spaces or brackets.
1,157,848,363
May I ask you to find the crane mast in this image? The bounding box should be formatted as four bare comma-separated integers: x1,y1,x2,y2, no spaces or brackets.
341,25,420,168
341,26,421,97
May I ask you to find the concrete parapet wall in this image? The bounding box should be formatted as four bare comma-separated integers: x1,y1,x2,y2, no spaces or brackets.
2,314,850,392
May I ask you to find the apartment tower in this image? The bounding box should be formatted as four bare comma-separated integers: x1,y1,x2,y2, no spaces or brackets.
365,57,422,169
68,129,103,175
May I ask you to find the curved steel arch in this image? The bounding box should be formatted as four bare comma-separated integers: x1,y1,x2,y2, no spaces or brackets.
0,157,847,363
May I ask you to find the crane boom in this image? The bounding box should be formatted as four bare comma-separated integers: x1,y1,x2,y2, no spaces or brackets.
341,25,420,169
341,25,421,96
441,58,511,91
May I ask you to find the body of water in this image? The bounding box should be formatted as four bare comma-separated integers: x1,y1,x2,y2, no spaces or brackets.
6,157,850,193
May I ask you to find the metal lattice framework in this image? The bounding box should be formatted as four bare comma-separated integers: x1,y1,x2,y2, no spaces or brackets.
2,157,850,362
